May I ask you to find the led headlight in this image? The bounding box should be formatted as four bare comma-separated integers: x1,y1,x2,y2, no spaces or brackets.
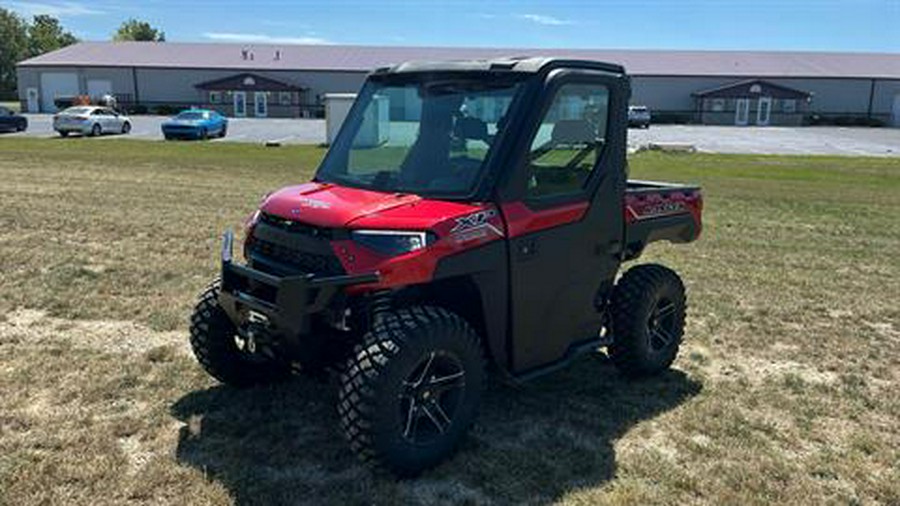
351,230,434,256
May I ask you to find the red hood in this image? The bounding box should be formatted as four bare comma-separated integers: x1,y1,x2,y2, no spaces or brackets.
260,182,488,230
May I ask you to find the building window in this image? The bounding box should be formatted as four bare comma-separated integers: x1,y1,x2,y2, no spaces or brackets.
783,99,797,113
711,98,725,112
280,91,292,105
209,91,221,104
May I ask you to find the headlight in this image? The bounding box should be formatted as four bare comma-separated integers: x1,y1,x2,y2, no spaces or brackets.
351,230,434,256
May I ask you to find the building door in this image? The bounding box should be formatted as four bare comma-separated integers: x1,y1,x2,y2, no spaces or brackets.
735,98,750,126
254,92,268,117
40,72,79,112
756,97,772,126
26,88,39,113
892,94,900,127
233,91,247,117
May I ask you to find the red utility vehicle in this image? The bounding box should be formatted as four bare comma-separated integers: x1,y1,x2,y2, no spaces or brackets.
190,58,702,475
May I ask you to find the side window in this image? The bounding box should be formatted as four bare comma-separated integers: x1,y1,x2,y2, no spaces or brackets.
525,83,609,199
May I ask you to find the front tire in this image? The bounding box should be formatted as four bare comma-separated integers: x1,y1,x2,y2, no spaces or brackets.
121,121,131,134
609,264,686,377
58,131,69,137
189,280,292,387
338,306,486,476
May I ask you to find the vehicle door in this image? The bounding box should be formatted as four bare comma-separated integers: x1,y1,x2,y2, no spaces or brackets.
90,109,107,130
0,107,11,130
500,69,629,373
105,108,123,130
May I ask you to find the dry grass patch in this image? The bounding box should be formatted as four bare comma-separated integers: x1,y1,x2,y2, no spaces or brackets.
0,139,898,504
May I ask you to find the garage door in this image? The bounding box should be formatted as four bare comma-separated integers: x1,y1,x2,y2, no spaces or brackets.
87,79,112,100
893,94,900,128
40,73,79,112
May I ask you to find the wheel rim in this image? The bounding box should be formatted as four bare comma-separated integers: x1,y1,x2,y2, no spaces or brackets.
399,351,466,445
646,297,678,352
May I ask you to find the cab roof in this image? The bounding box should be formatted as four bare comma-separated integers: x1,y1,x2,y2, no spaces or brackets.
372,57,626,76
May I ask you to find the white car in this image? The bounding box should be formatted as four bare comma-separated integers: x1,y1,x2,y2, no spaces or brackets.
53,106,132,137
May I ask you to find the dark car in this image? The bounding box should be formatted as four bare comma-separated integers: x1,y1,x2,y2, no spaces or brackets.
0,106,27,133
628,105,651,128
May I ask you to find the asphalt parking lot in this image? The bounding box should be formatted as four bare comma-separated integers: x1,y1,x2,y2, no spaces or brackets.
628,125,900,156
8,114,325,145
3,114,899,156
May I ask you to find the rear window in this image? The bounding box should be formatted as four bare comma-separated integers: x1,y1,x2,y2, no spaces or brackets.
176,111,208,120
62,107,92,115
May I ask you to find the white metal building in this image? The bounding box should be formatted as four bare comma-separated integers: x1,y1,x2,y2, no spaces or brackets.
16,42,900,126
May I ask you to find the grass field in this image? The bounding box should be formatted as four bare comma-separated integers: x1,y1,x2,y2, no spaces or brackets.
0,138,898,505
0,101,21,113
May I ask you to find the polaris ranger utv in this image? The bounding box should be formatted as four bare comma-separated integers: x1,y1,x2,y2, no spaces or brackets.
190,57,702,476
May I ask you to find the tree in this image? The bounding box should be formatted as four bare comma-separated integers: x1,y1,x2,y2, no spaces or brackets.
28,15,78,57
0,8,29,95
0,9,79,95
114,19,165,42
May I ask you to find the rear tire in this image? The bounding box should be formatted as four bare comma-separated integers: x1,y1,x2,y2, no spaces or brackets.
338,306,486,477
609,264,686,377
91,123,102,137
220,125,227,138
58,131,69,137
189,280,292,387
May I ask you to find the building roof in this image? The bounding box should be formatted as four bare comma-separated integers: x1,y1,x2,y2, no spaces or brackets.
692,79,812,99
18,41,900,80
195,72,306,91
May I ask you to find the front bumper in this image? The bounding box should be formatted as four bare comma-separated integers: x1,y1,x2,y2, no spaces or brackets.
162,126,202,139
217,230,378,337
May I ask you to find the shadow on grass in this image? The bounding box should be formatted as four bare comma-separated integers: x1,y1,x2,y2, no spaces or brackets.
171,354,701,505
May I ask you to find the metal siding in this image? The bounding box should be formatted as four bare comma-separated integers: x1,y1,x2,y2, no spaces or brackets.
769,78,872,113
872,79,900,115
632,76,735,111
134,68,365,103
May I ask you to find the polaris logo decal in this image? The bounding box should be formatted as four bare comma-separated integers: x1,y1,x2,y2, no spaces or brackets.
296,197,331,209
628,201,686,220
451,209,503,241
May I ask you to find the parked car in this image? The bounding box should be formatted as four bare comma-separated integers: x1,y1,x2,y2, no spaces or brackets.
53,106,131,137
628,105,652,128
0,106,27,133
162,109,228,140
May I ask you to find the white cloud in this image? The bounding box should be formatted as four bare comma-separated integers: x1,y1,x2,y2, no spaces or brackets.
3,1,105,17
517,13,573,26
203,32,332,45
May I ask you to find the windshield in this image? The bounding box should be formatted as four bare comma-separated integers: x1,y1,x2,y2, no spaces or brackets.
316,75,526,197
176,111,207,120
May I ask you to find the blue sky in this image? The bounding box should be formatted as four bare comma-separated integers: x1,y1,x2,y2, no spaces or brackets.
2,0,898,52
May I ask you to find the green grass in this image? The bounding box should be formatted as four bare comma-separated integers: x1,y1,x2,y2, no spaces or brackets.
0,138,898,505
1,101,21,113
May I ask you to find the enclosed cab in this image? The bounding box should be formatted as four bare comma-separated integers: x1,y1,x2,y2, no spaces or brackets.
189,57,702,476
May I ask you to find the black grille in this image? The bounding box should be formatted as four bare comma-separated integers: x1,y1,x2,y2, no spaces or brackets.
259,212,334,239
248,238,344,276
